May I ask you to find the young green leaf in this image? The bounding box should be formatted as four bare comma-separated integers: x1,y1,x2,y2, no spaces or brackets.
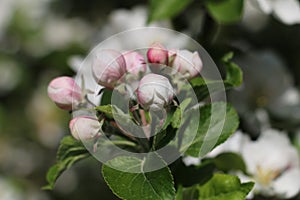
102,155,176,200
176,174,254,200
197,173,254,200
161,105,178,130
213,152,246,173
95,104,113,119
148,0,193,22
181,102,239,157
176,185,184,200
43,136,89,190
153,98,193,150
100,88,113,105
205,0,244,24
222,52,243,87
189,78,224,101
176,185,199,200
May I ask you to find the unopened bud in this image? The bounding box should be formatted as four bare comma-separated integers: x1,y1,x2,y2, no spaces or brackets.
92,49,126,88
170,50,203,79
123,51,147,75
137,73,173,110
47,76,82,110
147,42,168,65
69,116,102,140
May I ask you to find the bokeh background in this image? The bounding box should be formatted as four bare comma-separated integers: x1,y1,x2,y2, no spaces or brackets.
0,0,299,199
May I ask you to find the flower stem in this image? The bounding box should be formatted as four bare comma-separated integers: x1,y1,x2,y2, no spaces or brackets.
110,140,137,147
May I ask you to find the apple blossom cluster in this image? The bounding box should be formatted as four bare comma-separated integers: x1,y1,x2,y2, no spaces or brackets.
47,42,203,141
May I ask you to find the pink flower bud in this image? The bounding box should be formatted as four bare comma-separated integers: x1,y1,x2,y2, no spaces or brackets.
47,76,82,110
69,116,101,140
123,51,147,75
137,73,173,110
92,49,126,88
147,42,168,65
170,50,203,79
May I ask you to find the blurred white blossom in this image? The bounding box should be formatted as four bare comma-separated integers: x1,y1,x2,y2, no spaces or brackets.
241,129,300,199
0,0,92,56
0,141,42,177
254,109,271,131
268,87,300,122
276,87,300,106
0,176,49,200
97,6,189,49
41,17,92,51
0,0,14,38
25,16,92,56
207,131,250,157
248,0,300,25
0,177,22,200
183,131,249,166
0,0,50,38
242,0,269,31
99,6,172,38
26,86,65,148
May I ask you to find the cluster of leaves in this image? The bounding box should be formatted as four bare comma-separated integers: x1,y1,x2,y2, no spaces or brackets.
148,0,244,24
44,53,253,199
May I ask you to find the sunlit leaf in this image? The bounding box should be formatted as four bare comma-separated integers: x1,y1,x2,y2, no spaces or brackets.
102,155,175,200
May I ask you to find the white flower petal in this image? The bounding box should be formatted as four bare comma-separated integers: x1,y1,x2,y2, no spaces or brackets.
206,130,250,157
182,156,201,166
253,0,273,14
273,168,300,198
277,87,300,106
242,129,299,173
273,0,300,25
242,0,269,31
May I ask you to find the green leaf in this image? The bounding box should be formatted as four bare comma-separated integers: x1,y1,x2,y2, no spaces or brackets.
56,136,87,161
213,152,246,173
182,102,239,157
102,155,175,200
43,165,60,190
172,107,182,129
153,98,193,150
162,98,191,131
176,185,199,200
175,185,200,200
148,0,193,22
189,78,223,101
95,104,113,119
197,173,254,200
161,106,177,130
205,0,244,24
153,127,177,150
176,174,254,200
190,52,242,101
43,136,89,190
176,185,184,200
222,51,234,62
222,52,243,87
100,88,113,105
